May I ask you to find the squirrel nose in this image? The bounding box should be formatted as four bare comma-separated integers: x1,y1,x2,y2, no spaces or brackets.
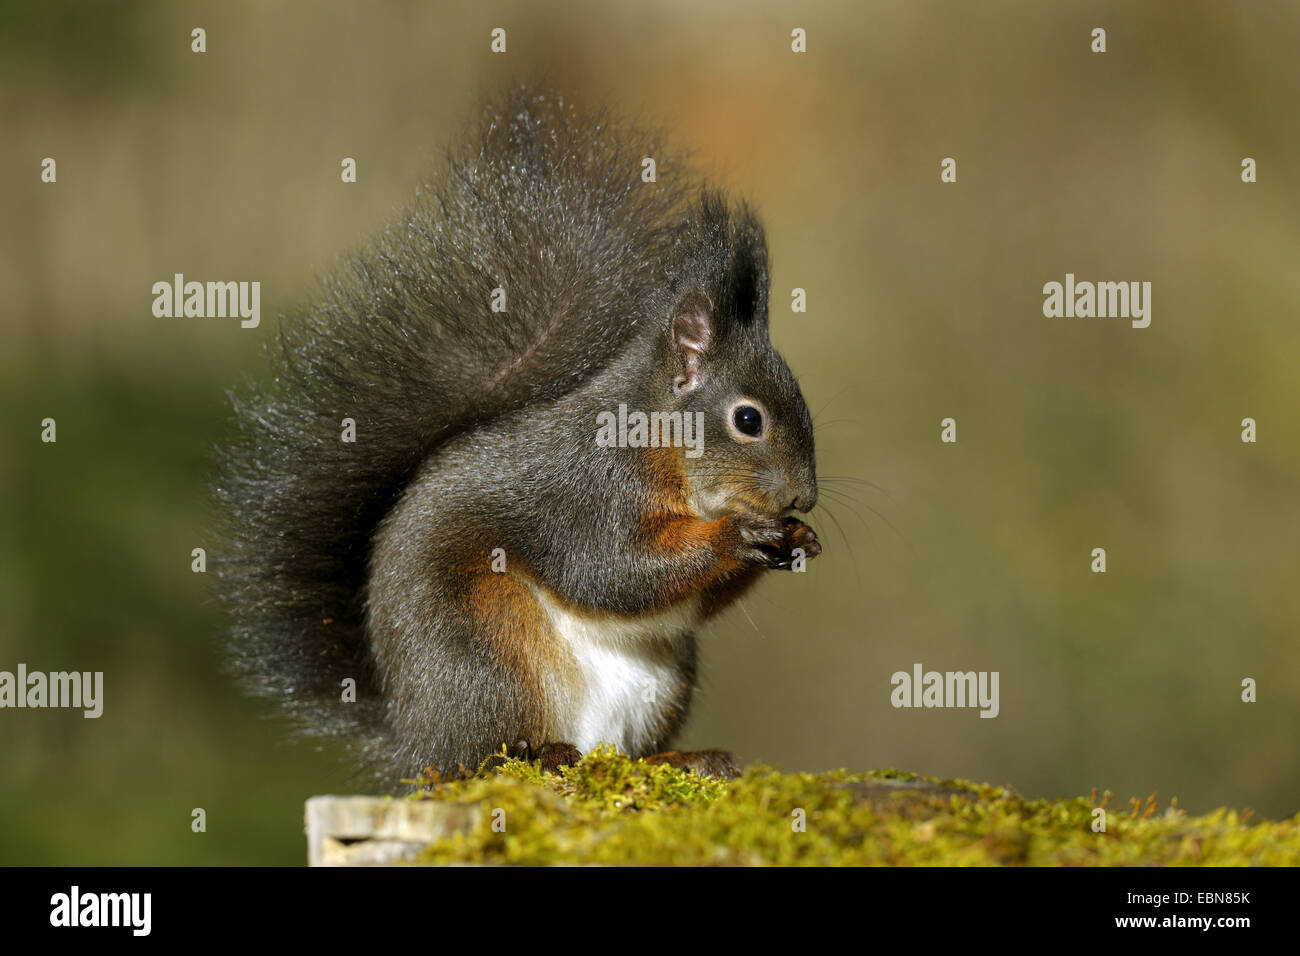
775,472,817,513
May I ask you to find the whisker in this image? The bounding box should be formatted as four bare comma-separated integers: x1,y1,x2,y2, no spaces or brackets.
817,487,871,528
817,499,854,558
819,475,895,498
811,384,852,424
734,595,765,639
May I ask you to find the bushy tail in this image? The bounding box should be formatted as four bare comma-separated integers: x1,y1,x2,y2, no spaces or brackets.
212,85,699,772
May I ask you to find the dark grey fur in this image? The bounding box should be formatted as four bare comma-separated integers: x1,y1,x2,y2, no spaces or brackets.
212,85,817,783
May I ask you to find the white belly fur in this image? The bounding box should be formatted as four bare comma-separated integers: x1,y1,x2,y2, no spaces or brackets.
530,587,701,753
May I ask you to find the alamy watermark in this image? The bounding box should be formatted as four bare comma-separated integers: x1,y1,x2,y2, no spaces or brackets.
595,404,705,458
890,663,999,718
1043,273,1151,328
152,273,260,328
50,886,150,936
0,664,103,718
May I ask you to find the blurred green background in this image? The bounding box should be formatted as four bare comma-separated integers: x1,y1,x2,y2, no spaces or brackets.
2,0,1297,864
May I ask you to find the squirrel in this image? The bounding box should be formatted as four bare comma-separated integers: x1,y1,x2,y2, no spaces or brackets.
213,86,821,785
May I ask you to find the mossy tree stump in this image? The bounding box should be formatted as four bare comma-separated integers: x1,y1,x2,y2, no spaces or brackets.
304,746,1300,866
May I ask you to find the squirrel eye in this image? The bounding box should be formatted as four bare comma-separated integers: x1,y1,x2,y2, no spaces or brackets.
732,404,764,438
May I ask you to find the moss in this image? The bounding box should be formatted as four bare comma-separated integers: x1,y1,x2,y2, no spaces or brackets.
405,745,1300,866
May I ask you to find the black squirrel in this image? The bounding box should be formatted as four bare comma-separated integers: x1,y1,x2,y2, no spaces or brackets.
213,86,820,784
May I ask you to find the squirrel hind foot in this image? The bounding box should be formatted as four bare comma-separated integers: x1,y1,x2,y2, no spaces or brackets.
480,742,740,780
497,739,583,774
642,749,741,780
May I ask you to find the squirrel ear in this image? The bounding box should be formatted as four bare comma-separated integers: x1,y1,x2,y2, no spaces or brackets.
671,292,714,394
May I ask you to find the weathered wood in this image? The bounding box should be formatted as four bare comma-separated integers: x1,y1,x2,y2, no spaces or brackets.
304,795,478,866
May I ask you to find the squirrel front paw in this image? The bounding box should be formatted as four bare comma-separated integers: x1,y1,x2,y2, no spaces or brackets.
732,513,821,570
776,515,821,568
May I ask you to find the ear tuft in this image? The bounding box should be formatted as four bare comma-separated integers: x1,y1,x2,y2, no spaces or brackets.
671,292,714,393
671,292,713,393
